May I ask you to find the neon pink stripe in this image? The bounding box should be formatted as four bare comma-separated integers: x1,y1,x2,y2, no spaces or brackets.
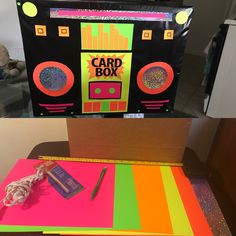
48,110,65,113
46,107,67,110
58,10,167,19
145,104,164,107
141,100,170,104
39,103,74,107
146,107,161,110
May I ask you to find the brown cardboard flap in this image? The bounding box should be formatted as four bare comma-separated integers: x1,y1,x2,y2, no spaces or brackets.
67,119,191,163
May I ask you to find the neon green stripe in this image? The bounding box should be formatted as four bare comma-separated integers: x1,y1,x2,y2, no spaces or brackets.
160,166,193,236
113,164,141,229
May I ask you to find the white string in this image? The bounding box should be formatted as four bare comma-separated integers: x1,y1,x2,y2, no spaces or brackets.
1,169,45,207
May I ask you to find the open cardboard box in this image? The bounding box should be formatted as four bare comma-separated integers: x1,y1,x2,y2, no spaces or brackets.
67,119,191,163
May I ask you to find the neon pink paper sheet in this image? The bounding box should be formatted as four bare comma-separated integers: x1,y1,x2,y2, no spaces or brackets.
0,159,115,228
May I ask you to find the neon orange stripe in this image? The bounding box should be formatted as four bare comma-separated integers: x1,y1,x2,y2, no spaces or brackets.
93,36,98,50
104,33,109,50
124,37,128,50
81,28,87,49
87,25,92,49
171,167,213,236
110,24,115,50
114,28,119,49
132,165,173,234
98,24,103,49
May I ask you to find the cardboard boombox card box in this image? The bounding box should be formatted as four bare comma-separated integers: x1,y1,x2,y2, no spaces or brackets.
17,0,193,116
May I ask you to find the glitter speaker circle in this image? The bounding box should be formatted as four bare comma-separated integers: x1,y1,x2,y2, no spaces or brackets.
33,61,74,97
137,62,174,95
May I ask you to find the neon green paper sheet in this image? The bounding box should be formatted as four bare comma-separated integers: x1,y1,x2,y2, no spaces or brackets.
113,164,140,230
0,164,140,233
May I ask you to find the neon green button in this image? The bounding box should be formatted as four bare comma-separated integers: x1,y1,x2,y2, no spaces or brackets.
176,11,188,25
22,2,38,17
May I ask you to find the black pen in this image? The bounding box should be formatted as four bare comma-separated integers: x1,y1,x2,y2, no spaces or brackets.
91,167,107,200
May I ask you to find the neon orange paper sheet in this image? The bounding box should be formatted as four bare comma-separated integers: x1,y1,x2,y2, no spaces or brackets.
132,165,173,234
171,167,213,236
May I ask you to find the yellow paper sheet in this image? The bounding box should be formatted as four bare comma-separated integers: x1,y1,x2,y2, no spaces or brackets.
160,166,194,236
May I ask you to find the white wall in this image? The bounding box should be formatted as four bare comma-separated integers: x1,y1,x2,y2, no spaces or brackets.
226,0,236,18
0,119,68,182
184,0,230,55
0,0,24,60
187,118,220,162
